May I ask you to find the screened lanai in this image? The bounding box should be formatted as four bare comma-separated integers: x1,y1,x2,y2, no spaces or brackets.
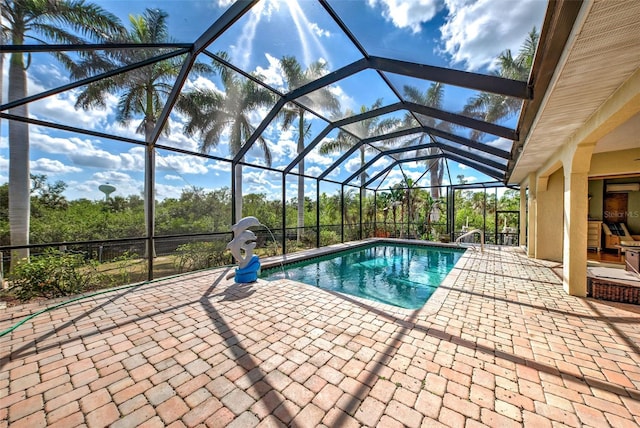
5,2,640,428
1,0,575,284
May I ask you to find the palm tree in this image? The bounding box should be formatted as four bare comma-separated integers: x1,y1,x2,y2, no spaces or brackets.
402,82,450,199
376,191,391,235
3,0,123,263
401,175,420,237
462,27,539,137
389,185,404,238
278,56,340,242
422,192,442,240
320,99,400,208
75,8,185,257
177,52,275,219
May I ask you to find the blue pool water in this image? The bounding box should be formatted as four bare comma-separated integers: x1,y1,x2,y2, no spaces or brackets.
259,244,465,309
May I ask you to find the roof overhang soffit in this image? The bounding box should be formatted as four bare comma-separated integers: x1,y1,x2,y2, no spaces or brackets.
506,0,584,181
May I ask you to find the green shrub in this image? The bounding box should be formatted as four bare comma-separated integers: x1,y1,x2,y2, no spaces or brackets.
174,241,231,273
107,251,139,286
9,249,101,301
320,230,340,246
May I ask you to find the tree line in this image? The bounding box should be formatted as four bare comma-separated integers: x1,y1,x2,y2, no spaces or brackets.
0,173,520,248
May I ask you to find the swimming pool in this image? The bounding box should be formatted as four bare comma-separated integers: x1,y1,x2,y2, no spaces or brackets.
260,243,465,309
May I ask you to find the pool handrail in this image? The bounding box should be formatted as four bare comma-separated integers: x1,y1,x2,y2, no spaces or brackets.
455,229,484,252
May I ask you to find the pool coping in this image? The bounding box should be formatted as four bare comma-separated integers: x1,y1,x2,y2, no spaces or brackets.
246,238,473,319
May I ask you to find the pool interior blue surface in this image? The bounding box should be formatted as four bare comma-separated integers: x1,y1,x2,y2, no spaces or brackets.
260,244,465,309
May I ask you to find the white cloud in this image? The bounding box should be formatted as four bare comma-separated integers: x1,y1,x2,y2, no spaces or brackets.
305,149,335,167
69,145,125,169
306,166,324,177
325,167,341,180
267,136,297,166
157,153,209,175
245,184,274,196
243,169,280,188
156,183,186,200
440,0,547,71
304,181,318,199
345,157,361,173
487,137,513,151
28,127,211,176
402,161,421,169
209,160,232,172
367,0,440,33
243,168,281,198
184,75,221,93
30,88,117,130
93,170,135,184
31,158,82,174
164,174,182,181
373,157,391,169
254,53,285,89
379,166,424,188
309,22,331,38
229,0,264,69
31,131,92,154
458,163,469,170
327,85,356,115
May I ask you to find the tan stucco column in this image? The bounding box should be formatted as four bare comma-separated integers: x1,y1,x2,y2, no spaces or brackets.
519,186,527,248
535,169,564,261
527,173,537,258
562,144,595,296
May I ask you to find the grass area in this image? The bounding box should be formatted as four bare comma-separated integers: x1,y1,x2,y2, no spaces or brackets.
0,240,322,307
0,253,222,307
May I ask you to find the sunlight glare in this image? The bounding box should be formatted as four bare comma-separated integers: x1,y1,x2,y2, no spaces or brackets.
231,2,264,70
285,0,330,69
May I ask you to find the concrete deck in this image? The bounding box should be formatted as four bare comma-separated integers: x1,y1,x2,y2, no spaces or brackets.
2,246,640,427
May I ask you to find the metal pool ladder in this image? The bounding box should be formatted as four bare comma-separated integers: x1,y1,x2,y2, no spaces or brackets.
455,229,485,252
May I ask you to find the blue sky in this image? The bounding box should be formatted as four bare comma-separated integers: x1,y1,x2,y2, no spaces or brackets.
0,0,547,202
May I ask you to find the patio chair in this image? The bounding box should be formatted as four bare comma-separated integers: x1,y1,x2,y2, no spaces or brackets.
602,222,640,253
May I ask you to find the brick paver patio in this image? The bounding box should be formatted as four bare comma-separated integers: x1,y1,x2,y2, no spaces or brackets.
2,245,640,427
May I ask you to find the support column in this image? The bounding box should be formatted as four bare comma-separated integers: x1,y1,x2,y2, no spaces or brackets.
562,143,595,296
527,173,537,258
535,169,564,261
562,170,589,295
519,186,527,247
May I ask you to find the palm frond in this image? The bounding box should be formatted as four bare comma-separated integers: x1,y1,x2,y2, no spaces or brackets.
254,135,272,167
74,76,118,109
40,0,124,42
318,134,354,155
279,104,299,131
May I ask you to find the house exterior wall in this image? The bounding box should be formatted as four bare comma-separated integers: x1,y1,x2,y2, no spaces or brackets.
589,148,640,177
535,168,564,262
519,69,640,296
